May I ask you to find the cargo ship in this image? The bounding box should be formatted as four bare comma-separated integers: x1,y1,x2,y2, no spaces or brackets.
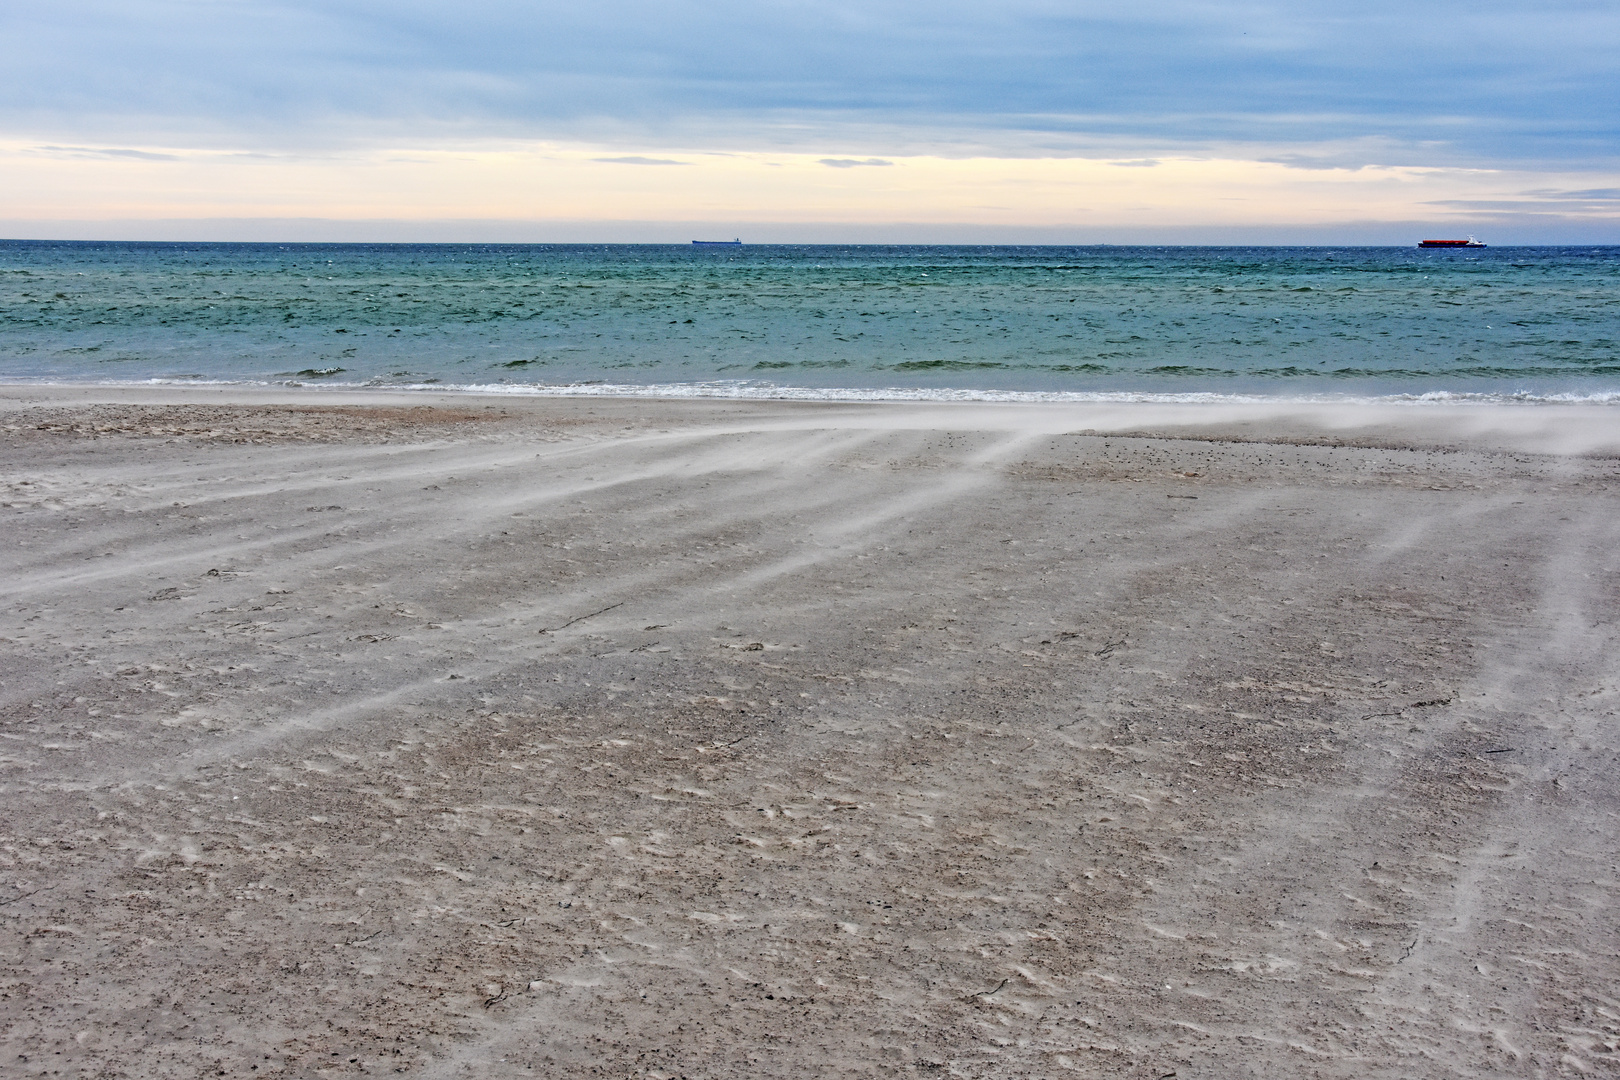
1418,236,1486,248
692,239,742,246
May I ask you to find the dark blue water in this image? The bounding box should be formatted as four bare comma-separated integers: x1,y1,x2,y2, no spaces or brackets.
2,240,1616,402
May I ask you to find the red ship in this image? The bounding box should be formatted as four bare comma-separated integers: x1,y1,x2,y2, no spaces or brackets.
1418,236,1486,248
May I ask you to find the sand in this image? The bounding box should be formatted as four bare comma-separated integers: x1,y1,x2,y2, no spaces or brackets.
2,384,1618,1079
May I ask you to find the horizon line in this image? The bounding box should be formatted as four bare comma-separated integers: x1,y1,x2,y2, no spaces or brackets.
4,236,1610,249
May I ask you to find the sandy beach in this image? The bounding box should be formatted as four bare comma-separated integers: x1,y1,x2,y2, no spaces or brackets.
2,384,1618,1079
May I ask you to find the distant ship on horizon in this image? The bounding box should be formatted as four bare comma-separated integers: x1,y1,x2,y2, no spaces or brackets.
1419,236,1486,248
692,238,742,246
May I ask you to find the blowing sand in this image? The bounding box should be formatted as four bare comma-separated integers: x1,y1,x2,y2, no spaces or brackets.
2,385,1618,1079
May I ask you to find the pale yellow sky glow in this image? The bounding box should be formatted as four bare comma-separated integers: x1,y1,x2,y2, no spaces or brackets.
5,140,1613,239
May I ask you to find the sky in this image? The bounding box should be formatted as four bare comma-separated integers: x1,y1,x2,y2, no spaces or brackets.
2,0,1618,242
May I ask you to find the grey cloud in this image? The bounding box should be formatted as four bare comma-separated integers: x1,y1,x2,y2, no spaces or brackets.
1518,188,1620,201
1425,187,1620,211
3,2,1618,168
1109,159,1160,167
36,145,180,160
818,158,894,168
1424,200,1559,209
1422,199,1620,214
1260,154,1375,171
593,156,687,165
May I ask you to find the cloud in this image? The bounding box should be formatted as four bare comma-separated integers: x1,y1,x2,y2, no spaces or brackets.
819,158,894,168
1109,159,1159,168
1,1,1616,170
1518,187,1620,201
35,145,179,161
1425,187,1620,210
593,156,687,165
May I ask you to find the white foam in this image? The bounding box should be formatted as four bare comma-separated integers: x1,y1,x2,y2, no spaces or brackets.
3,375,1620,408
372,378,1620,407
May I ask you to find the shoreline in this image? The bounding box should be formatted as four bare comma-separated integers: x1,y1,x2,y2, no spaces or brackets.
3,384,1618,1077
6,380,1620,456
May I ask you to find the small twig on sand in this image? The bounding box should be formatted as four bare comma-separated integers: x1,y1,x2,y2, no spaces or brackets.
1364,694,1454,721
0,886,52,907
342,929,383,946
1095,639,1125,658
1483,748,1515,754
538,601,624,634
972,978,1009,1000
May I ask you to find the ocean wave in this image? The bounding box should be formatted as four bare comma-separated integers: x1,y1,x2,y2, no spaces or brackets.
8,374,1620,407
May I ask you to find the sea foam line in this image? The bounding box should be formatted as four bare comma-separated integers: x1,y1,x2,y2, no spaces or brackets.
5,375,1620,407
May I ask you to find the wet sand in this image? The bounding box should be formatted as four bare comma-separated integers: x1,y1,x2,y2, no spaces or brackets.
2,385,1618,1079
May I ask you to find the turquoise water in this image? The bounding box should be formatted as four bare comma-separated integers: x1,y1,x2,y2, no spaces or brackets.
2,240,1617,401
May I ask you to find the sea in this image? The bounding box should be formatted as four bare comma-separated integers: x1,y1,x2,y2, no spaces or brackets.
2,240,1617,403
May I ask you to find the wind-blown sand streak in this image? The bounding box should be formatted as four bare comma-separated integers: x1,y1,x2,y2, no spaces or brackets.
2,385,1618,1078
